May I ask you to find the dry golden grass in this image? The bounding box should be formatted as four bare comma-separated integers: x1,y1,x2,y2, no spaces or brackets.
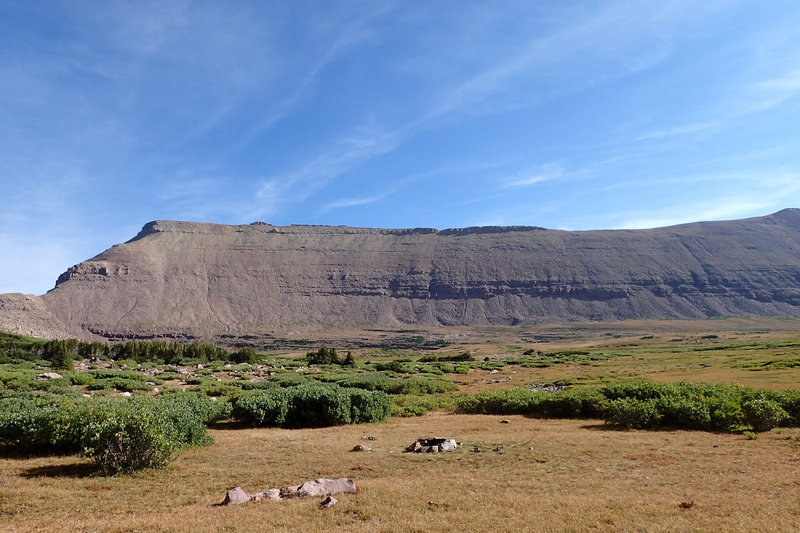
4,317,800,532
2,414,800,532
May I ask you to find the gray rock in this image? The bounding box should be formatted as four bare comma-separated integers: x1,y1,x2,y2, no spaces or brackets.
221,487,250,506
297,478,357,498
280,485,301,499
251,489,281,502
319,496,337,508
36,372,63,380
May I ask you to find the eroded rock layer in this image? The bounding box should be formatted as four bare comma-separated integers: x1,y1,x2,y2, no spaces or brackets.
5,209,800,339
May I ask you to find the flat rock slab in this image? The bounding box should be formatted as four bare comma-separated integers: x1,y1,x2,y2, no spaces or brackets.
297,478,357,497
251,489,281,502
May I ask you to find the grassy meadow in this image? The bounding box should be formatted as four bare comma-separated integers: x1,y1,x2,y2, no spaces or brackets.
2,317,800,532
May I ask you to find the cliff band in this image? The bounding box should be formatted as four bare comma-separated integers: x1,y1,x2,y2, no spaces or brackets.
3,209,800,339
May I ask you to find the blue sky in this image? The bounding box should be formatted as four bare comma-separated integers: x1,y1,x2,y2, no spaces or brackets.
2,1,800,295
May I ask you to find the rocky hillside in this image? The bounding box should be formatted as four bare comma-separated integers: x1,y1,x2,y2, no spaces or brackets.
3,210,800,340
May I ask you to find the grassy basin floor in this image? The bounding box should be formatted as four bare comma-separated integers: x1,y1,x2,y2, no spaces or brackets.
2,413,799,533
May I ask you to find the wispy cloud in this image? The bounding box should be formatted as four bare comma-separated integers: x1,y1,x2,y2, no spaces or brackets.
249,128,401,219
633,121,718,142
744,68,800,113
612,197,775,230
420,1,708,123
237,3,395,145
319,195,383,213
503,164,563,188
251,1,710,207
608,172,800,229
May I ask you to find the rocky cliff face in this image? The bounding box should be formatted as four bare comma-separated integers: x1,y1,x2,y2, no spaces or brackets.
4,210,800,340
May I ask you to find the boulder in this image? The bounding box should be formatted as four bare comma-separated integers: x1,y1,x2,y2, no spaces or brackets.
297,478,357,498
36,372,63,380
221,487,250,506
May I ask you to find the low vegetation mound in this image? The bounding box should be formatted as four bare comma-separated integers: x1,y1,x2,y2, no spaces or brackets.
232,383,391,428
0,392,230,474
456,381,800,432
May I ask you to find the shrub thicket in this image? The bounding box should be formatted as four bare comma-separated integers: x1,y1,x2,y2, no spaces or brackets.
335,372,457,395
455,381,800,432
232,384,391,428
391,394,456,417
418,352,475,363
81,401,181,474
0,393,226,474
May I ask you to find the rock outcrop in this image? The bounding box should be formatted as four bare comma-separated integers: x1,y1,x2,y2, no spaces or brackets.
3,209,800,340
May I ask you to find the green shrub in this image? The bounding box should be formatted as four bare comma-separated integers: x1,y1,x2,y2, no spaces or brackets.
374,360,407,373
599,381,663,401
0,371,33,391
194,381,242,398
455,389,543,415
775,390,800,424
336,372,394,391
231,347,258,364
347,387,392,423
64,372,94,386
88,378,153,393
232,384,390,428
603,398,662,429
539,388,608,418
239,380,279,391
418,352,474,363
391,394,455,417
0,395,86,452
656,394,712,430
0,393,220,473
333,372,455,395
81,402,179,475
158,394,229,445
33,381,83,398
90,370,149,381
270,372,311,387
285,384,352,427
392,375,457,395
453,381,799,433
233,389,289,426
742,399,790,431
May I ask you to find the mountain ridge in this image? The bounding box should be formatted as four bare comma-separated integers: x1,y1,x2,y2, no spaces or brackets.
2,209,800,340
